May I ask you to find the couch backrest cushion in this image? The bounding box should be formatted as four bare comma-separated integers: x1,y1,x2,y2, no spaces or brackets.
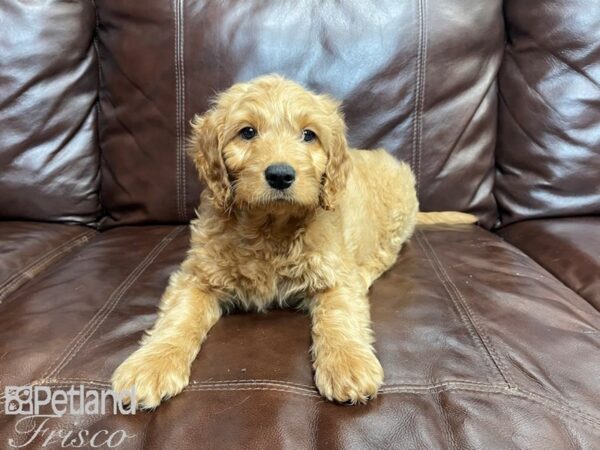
0,0,101,224
495,0,600,226
98,0,504,228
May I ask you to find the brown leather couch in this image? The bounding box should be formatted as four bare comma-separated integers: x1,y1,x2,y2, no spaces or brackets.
1,1,599,448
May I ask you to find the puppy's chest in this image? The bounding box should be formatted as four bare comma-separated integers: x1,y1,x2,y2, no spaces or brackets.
224,243,335,307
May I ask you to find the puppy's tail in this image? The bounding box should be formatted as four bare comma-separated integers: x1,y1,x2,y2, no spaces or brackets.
416,211,478,225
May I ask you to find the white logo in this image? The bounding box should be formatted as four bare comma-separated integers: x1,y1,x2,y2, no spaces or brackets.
4,385,137,448
4,385,136,417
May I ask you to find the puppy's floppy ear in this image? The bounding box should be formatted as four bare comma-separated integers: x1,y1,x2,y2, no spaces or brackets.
319,97,350,211
187,110,233,211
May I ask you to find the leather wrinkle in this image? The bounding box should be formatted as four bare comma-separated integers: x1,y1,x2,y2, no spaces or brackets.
444,77,496,160
528,37,600,91
499,90,547,151
505,51,565,119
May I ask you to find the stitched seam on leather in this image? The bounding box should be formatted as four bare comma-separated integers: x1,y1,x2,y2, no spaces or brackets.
41,379,318,395
383,379,498,388
418,0,427,194
29,377,317,392
38,377,502,391
90,0,105,225
410,0,421,181
411,0,427,195
3,383,599,431
185,386,320,398
385,386,600,432
6,378,499,394
41,366,521,388
191,383,314,394
173,0,181,221
179,0,187,220
0,384,321,404
173,0,186,222
191,379,315,389
381,383,512,395
0,382,320,404
0,231,95,304
39,377,314,389
194,378,495,388
3,381,599,430
6,377,499,392
0,231,93,295
515,388,600,430
415,231,507,385
0,383,320,401
419,232,515,387
39,226,184,381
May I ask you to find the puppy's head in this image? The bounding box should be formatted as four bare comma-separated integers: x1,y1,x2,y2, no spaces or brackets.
188,75,349,213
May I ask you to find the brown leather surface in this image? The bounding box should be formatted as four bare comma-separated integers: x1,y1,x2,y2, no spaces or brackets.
0,222,95,306
495,0,600,226
2,0,600,448
498,217,600,310
1,225,599,448
97,0,502,228
0,0,101,223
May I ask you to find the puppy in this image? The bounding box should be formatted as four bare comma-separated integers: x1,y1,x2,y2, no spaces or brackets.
112,74,476,408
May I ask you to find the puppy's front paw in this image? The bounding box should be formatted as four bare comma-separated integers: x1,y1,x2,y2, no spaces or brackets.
314,344,384,404
111,345,191,410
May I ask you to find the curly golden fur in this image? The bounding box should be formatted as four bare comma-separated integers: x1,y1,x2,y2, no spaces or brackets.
112,74,477,408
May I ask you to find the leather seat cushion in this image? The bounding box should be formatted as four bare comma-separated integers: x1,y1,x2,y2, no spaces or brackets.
498,217,600,310
1,224,599,447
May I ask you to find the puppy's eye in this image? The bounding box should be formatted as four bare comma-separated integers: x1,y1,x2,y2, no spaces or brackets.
239,127,257,140
302,129,317,142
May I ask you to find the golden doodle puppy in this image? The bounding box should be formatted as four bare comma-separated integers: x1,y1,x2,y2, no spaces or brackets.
112,74,476,408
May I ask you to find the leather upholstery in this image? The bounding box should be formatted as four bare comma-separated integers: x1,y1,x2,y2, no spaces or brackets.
498,217,600,309
1,0,599,448
495,0,600,226
97,0,503,228
0,0,101,223
0,222,95,306
1,225,599,448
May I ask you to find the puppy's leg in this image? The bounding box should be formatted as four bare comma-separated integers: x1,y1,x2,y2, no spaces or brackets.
112,270,221,409
310,285,383,404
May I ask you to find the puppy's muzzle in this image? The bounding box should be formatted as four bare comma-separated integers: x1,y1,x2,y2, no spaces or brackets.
265,164,295,190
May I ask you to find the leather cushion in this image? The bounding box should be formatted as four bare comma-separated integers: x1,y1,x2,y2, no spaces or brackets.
495,0,600,226
97,0,503,228
0,0,101,223
498,217,600,309
1,225,599,447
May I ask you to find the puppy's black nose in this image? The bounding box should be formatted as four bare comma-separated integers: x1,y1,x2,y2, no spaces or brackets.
265,164,296,190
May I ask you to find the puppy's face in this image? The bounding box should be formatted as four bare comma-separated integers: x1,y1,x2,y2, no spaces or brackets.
189,75,349,213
